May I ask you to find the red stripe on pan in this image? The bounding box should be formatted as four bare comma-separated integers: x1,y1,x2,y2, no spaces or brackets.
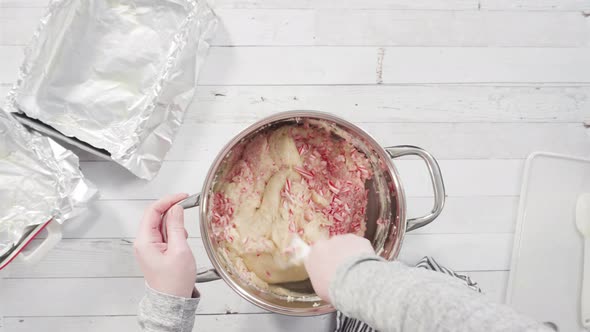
0,219,53,270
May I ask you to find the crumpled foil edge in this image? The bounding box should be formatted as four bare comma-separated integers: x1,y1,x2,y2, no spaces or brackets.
117,0,218,179
4,0,218,180
0,109,98,258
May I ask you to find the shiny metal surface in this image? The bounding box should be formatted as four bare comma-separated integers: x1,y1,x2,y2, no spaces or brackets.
385,146,446,231
177,194,201,210
162,111,445,315
196,268,221,283
5,0,217,180
162,193,221,283
189,111,446,316
162,193,200,243
0,109,96,260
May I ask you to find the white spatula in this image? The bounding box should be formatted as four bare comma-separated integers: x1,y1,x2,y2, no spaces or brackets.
285,235,311,266
575,193,590,328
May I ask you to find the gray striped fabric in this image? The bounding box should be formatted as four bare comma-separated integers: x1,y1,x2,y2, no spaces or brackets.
334,257,481,332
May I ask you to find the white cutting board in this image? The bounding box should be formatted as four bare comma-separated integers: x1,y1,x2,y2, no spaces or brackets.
507,152,590,332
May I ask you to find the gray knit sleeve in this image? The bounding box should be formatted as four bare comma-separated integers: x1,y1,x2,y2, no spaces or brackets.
138,283,199,332
329,255,551,332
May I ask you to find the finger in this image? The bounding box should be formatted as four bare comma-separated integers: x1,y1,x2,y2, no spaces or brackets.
133,241,167,259
138,193,188,243
153,243,168,252
166,205,189,250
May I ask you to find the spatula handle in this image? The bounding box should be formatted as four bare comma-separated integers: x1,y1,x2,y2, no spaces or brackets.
582,238,590,328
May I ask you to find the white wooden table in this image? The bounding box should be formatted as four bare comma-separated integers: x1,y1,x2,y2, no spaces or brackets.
1,0,590,331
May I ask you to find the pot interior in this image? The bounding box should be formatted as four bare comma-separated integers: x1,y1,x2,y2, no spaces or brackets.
199,112,405,315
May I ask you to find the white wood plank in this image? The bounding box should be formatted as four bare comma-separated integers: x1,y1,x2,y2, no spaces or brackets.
199,47,379,85
199,47,590,85
7,84,590,124
1,0,588,10
2,273,507,330
480,0,590,10
27,196,517,240
3,46,590,85
212,0,477,10
188,85,590,123
3,9,587,47
6,233,513,278
60,200,202,239
0,0,47,6
0,45,22,84
362,123,589,159
5,238,211,278
379,47,590,84
0,84,10,98
465,271,509,304
62,122,590,162
307,10,588,47
4,314,336,332
168,123,590,160
0,8,44,46
0,0,477,9
2,277,266,315
2,268,509,316
79,159,523,199
215,0,589,10
410,196,518,234
398,234,513,271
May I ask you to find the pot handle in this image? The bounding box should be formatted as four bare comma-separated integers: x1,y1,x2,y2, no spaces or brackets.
197,268,221,283
161,193,221,283
19,220,62,265
385,146,446,232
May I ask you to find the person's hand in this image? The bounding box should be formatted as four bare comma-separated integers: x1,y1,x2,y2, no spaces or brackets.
134,193,197,298
304,234,374,302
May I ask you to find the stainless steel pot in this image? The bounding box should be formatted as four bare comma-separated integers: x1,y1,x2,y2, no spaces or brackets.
167,111,445,316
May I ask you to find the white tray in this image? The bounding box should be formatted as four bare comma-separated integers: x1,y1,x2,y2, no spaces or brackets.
507,152,590,331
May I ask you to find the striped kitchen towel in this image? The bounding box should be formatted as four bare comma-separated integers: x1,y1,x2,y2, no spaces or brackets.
335,256,481,332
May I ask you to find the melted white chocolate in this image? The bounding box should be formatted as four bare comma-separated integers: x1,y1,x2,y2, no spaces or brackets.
211,125,371,286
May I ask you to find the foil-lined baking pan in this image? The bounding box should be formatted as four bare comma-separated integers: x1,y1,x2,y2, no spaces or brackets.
0,108,97,263
5,0,217,180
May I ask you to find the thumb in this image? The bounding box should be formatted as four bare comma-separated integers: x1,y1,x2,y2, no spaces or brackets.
166,205,188,249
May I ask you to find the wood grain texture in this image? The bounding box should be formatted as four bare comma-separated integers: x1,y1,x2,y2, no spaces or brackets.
2,270,508,317
3,314,336,332
5,233,512,278
199,47,590,85
3,46,590,85
2,277,266,315
0,0,48,6
187,85,590,123
0,0,476,9
1,272,504,331
215,10,588,47
78,159,523,200
215,0,590,10
379,47,590,84
58,122,590,162
2,8,588,47
0,46,21,84
211,0,478,9
25,196,518,240
2,0,589,329
4,84,590,124
157,123,590,161
6,83,590,124
479,0,590,10
1,0,589,10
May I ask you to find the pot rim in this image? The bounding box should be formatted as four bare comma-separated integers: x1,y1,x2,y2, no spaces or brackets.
198,110,407,316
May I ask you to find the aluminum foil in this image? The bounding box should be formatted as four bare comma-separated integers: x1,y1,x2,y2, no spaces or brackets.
5,0,217,180
0,109,97,258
